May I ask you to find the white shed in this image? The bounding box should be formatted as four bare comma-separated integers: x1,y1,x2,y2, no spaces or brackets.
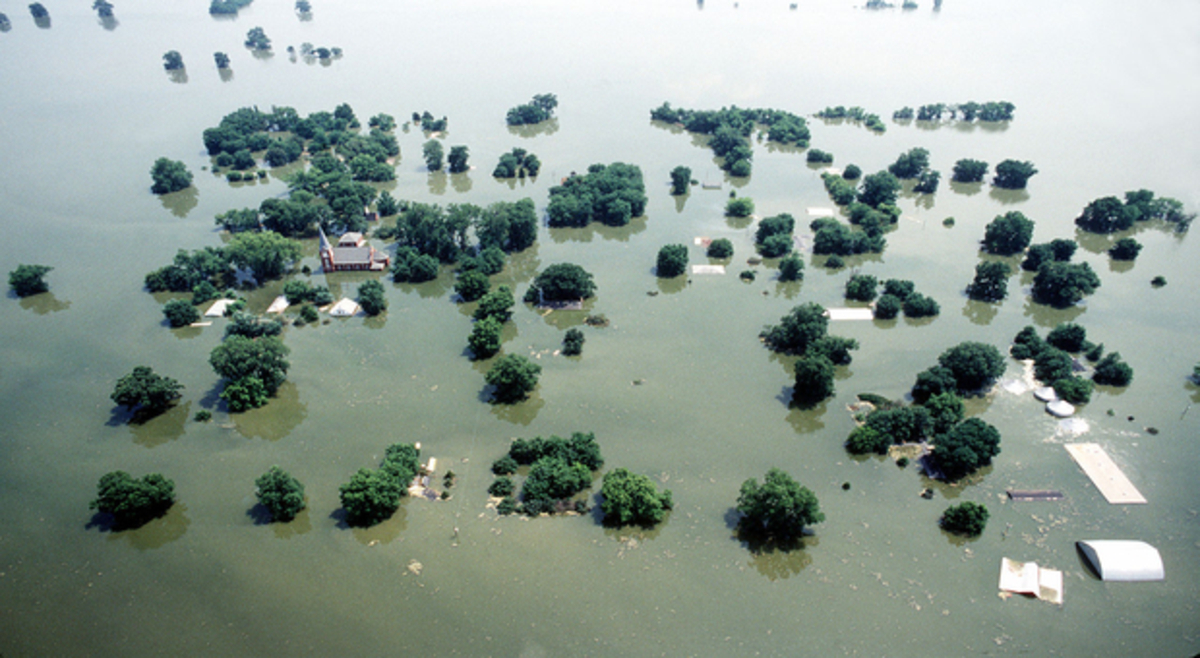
1077,540,1164,581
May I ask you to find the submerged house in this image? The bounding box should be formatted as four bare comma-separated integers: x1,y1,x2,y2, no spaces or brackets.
318,226,390,272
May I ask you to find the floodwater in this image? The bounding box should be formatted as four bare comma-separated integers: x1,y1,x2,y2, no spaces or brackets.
1,0,1198,655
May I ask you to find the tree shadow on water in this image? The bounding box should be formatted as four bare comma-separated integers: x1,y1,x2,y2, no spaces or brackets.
159,186,198,218
88,504,191,550
247,504,313,538
107,401,190,448
18,291,70,314
232,381,307,441
783,394,828,434
725,509,816,580
485,390,545,426
330,506,407,545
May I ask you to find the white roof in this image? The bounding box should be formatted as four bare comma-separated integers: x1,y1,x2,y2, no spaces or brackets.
826,307,875,321
266,295,289,314
204,299,235,317
328,298,361,317
1033,386,1058,402
1076,540,1164,581
691,265,726,275
1046,400,1075,417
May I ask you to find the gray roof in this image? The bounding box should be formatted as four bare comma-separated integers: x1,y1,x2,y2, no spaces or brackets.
332,246,372,265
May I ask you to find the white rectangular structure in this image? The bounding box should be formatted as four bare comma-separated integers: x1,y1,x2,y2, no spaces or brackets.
1064,443,1147,504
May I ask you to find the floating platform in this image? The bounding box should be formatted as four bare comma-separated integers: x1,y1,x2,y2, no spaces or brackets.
691,264,726,275
825,307,875,321
1064,443,1147,504
1007,490,1065,502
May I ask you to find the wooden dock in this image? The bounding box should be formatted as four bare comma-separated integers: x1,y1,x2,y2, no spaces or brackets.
1007,490,1065,502
1064,443,1147,504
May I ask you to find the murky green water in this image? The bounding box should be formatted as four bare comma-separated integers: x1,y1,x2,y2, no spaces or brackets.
1,0,1198,655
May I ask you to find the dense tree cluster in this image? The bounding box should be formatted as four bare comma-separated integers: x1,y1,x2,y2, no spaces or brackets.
966,261,1013,302
656,244,689,278
1032,261,1100,308
760,303,857,404
887,147,929,179
1021,238,1076,271
725,197,755,218
992,159,1038,189
897,101,1014,123
489,433,602,516
1009,325,1094,403
244,26,271,51
777,253,804,282
210,335,290,412
707,238,734,259
412,111,448,133
951,159,988,183
546,163,647,228
163,51,184,71
736,469,824,542
650,103,811,176
523,263,596,304
338,443,421,527
485,354,541,404
1075,189,1194,234
669,166,692,195
562,328,585,356
8,264,52,297
845,274,878,302
162,298,200,327
815,105,885,133
941,501,989,536
981,211,1035,256
493,147,541,178
821,172,857,205
912,341,1006,401
1108,237,1142,261
600,469,673,527
209,0,252,15
383,199,536,270
506,93,558,126
811,218,885,257
90,471,176,530
255,466,305,522
930,418,1001,480
756,213,795,258
357,280,386,316
144,247,228,293
150,158,193,194
111,366,184,415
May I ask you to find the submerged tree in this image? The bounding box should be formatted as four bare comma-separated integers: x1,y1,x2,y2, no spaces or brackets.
600,469,673,527
255,466,305,522
111,366,184,415
966,261,1012,302
8,264,52,297
162,51,184,71
736,469,824,542
670,166,692,195
485,354,541,404
941,501,989,536
92,0,114,17
150,157,193,194
89,471,176,530
992,159,1037,189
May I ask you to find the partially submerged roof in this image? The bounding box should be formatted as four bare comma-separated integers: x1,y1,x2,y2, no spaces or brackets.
999,558,1064,604
826,307,875,321
691,264,726,275
328,298,360,317
1046,400,1075,417
1077,540,1164,582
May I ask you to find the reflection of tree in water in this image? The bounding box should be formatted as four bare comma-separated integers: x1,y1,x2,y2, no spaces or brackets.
648,120,685,136
330,505,407,545
1186,380,1200,404
18,292,70,314
746,540,814,580
219,68,234,83
487,390,544,425
1022,296,1086,328
949,180,984,197
427,171,447,195
159,185,198,218
109,503,191,550
166,68,188,84
99,15,118,30
128,401,191,448
547,213,648,245
492,244,540,289
507,118,559,139
673,194,687,214
233,381,307,441
450,172,472,194
785,397,827,434
773,281,803,300
962,299,999,326
989,187,1030,205
655,275,687,296
272,507,313,539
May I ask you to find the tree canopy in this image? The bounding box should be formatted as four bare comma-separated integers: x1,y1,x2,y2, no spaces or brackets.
981,211,1034,256
506,93,558,125
941,501,989,536
111,366,184,415
966,261,1012,302
224,231,302,284
992,159,1037,189
760,302,829,355
952,159,988,183
358,280,386,316
546,162,647,228
524,263,596,303
656,244,689,278
210,335,290,411
792,354,836,404
1031,261,1100,308
255,466,305,522
150,158,193,194
89,471,175,530
8,264,52,297
485,354,541,404
930,418,1001,480
936,341,1007,392
600,469,673,527
736,469,824,542
670,166,691,195
339,468,402,527
162,299,200,328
